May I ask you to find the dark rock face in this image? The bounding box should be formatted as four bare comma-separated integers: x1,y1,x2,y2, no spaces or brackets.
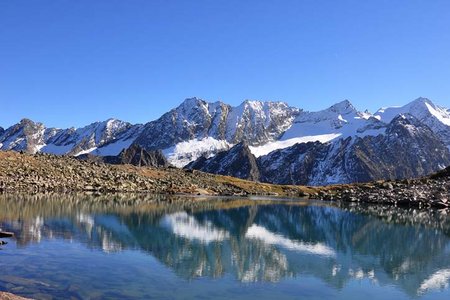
258,141,330,185
185,156,209,170
108,144,169,167
346,114,450,182
185,142,260,181
429,165,450,179
135,98,230,150
258,114,450,185
79,145,169,168
134,98,300,150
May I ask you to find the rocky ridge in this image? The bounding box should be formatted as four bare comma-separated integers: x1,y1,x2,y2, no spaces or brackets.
185,142,260,181
189,114,450,185
0,118,142,156
1,150,450,209
2,97,450,186
78,144,169,168
0,151,294,196
134,98,300,150
265,114,450,184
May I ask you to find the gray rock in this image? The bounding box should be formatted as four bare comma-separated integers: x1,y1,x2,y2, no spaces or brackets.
185,142,260,181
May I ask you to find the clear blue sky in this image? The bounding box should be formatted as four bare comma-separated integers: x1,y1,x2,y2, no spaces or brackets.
1,0,450,128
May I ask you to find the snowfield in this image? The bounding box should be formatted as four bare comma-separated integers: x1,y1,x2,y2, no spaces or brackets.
163,137,232,168
249,133,341,157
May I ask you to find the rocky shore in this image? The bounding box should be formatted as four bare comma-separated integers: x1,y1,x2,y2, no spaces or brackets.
0,151,245,195
313,171,450,208
0,151,311,197
0,150,449,208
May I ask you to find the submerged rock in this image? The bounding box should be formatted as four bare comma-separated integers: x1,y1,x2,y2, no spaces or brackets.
0,291,33,300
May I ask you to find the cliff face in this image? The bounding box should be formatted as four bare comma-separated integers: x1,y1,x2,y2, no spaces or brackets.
103,144,169,168
187,115,450,185
185,142,260,181
259,114,450,185
133,98,300,150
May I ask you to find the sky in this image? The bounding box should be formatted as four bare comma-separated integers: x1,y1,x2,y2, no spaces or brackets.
1,0,450,128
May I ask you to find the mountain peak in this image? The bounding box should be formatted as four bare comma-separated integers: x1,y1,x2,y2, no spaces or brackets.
105,118,119,123
19,118,38,126
174,97,211,115
238,99,265,111
328,100,356,114
179,97,205,107
411,97,432,105
240,99,291,108
241,99,261,105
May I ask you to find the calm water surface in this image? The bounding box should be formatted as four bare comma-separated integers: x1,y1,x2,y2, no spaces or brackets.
0,194,450,300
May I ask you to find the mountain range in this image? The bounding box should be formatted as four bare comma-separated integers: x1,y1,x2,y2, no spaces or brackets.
1,97,450,185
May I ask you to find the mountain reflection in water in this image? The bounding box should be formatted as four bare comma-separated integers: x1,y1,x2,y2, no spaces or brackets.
0,194,449,299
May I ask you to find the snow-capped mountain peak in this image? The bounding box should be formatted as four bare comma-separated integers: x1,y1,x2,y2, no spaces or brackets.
2,96,450,179
375,97,448,122
226,100,299,142
180,96,204,105
177,97,210,114
0,117,142,156
0,118,46,153
374,97,450,145
327,99,358,115
133,98,300,166
280,99,382,141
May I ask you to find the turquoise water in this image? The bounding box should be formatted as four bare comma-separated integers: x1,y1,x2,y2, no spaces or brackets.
0,194,450,299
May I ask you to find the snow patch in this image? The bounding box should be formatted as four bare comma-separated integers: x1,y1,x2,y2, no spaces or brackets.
163,137,232,168
250,133,341,157
92,138,135,156
425,102,450,126
337,114,347,122
281,100,385,143
375,98,450,127
74,147,98,156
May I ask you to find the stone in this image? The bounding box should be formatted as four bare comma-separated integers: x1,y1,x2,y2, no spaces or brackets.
0,292,33,300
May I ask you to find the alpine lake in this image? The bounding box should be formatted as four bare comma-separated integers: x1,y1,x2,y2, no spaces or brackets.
1,193,450,300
